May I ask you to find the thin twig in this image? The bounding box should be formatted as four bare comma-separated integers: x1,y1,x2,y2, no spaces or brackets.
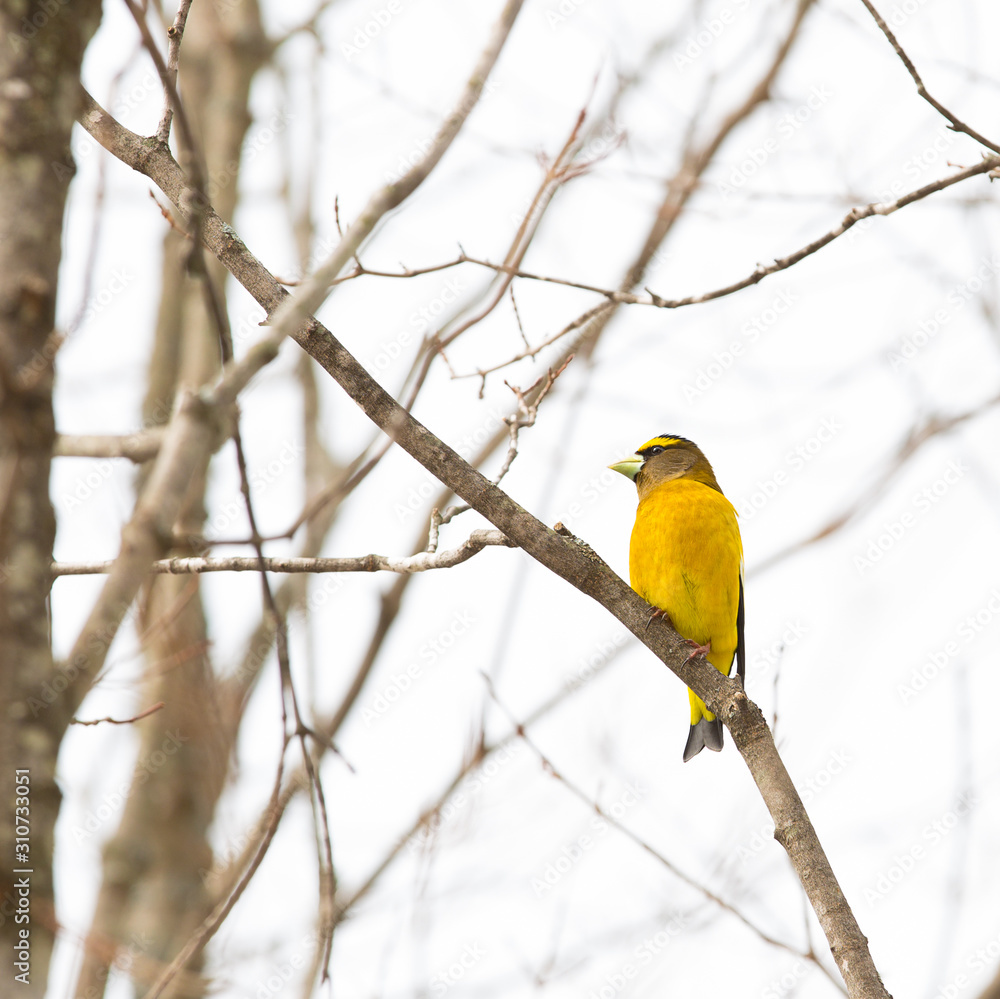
493,356,574,484
141,734,292,999
70,702,166,726
467,302,611,383
509,284,529,351
394,103,601,413
123,0,207,235
859,0,1000,155
328,643,632,929
482,677,846,992
257,0,527,364
156,0,195,143
432,105,600,356
752,391,1000,577
475,157,1000,315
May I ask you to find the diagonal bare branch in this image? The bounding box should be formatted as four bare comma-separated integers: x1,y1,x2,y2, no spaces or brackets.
859,0,1000,155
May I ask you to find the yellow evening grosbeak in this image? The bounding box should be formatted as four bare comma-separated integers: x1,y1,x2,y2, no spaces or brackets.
611,435,745,761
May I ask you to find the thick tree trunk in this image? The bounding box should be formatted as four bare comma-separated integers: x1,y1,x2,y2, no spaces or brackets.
0,3,102,996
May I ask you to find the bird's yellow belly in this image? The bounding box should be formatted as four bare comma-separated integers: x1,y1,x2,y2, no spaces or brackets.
628,479,741,676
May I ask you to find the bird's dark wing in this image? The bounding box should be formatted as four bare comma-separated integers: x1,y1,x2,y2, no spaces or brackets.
735,573,746,686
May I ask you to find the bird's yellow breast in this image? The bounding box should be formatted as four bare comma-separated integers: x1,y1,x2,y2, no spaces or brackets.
629,478,743,674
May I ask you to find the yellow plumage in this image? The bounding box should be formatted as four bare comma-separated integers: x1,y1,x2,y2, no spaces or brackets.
610,435,744,761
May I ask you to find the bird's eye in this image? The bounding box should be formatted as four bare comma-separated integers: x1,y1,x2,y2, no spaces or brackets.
645,445,665,456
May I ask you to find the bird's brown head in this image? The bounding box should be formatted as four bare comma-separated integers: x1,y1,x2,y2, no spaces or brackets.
609,434,722,500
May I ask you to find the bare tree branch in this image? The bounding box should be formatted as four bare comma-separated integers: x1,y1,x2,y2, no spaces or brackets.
639,155,1000,307
52,528,515,576
156,0,195,142
55,430,165,462
859,0,1000,154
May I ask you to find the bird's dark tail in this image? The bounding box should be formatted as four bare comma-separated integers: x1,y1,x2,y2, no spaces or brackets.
683,716,724,762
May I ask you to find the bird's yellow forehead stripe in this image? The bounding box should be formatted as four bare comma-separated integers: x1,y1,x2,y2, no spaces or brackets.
637,435,687,452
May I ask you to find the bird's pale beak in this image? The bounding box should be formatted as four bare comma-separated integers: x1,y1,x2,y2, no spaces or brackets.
608,454,643,481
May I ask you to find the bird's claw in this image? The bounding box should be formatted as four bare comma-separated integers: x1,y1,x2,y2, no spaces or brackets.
645,605,670,630
683,639,712,663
